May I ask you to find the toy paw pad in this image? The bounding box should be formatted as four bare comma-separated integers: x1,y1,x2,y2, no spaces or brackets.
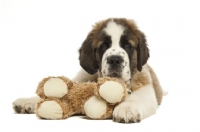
84,96,107,119
44,78,68,98
99,81,125,104
37,101,63,119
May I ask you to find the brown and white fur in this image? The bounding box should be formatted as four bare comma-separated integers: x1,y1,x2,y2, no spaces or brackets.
13,18,165,123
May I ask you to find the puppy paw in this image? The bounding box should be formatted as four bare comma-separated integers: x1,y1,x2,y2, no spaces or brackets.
113,102,142,123
12,97,40,114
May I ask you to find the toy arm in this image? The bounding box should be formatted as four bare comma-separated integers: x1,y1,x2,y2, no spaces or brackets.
95,77,127,105
84,77,127,119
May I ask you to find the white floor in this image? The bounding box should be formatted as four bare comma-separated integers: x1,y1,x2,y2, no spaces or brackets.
1,0,200,132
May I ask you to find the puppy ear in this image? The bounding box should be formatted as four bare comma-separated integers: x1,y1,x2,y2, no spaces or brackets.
137,31,149,71
79,31,99,74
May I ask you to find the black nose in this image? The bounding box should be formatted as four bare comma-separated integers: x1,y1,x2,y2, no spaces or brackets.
107,56,123,67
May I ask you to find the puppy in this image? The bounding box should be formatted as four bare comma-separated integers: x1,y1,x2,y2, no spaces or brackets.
13,18,164,123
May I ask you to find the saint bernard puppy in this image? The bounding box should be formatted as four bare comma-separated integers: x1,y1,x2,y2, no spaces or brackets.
13,18,165,123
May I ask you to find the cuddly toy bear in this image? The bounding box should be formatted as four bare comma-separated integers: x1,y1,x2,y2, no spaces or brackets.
35,76,128,120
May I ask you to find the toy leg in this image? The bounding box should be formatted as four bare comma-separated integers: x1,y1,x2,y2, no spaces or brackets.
36,76,72,98
84,96,114,119
36,98,75,119
35,77,75,119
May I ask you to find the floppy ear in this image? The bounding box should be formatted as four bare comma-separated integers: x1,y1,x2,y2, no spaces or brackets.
79,31,99,74
137,31,150,71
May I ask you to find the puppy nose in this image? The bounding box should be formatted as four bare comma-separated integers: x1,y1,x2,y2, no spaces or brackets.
107,56,123,66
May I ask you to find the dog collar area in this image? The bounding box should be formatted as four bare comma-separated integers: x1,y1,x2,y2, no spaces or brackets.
127,89,132,95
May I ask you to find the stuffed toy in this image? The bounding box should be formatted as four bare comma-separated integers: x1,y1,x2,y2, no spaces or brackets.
35,76,128,120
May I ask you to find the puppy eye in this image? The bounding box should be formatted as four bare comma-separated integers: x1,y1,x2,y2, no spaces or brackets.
124,43,131,50
100,44,108,50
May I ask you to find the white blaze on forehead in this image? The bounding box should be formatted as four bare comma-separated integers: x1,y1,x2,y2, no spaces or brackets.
101,20,131,83
103,20,125,47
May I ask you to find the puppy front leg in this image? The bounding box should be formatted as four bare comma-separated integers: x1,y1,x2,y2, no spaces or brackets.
113,85,158,123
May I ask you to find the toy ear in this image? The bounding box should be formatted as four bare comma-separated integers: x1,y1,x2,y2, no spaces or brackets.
136,31,149,71
79,31,99,74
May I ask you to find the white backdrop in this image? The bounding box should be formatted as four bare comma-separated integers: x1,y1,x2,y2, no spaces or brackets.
1,0,200,131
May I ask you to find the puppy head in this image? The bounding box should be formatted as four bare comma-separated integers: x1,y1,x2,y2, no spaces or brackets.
79,18,149,81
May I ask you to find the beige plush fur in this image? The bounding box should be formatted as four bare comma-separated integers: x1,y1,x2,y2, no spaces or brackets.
35,76,127,120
